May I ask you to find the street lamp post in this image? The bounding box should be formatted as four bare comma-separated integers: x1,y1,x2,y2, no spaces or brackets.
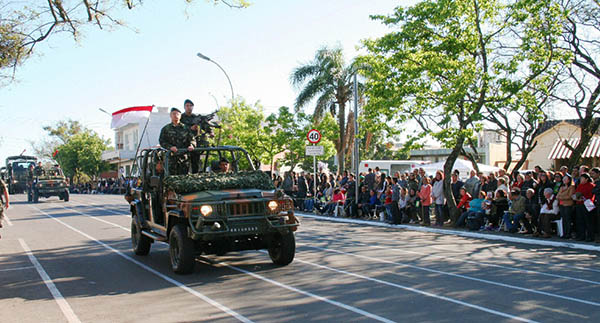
196,52,235,103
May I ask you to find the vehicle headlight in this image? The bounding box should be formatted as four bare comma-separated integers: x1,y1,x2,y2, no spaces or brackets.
200,205,213,216
267,200,278,212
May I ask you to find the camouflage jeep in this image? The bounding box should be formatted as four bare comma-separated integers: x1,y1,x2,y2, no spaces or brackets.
126,146,298,274
31,166,69,203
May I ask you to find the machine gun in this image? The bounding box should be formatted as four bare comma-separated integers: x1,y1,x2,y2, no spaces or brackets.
191,112,221,147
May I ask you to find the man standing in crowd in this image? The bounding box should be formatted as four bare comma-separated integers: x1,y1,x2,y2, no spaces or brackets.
364,168,376,191
464,170,481,197
345,174,357,217
391,177,401,224
159,107,196,175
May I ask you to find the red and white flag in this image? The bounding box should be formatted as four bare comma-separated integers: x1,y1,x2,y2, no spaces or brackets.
111,106,153,129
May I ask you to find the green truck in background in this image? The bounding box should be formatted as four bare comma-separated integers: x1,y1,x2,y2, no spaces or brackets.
126,146,299,274
5,156,37,194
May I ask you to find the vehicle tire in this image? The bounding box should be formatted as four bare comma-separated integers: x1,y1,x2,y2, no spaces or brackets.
169,223,195,274
33,191,39,203
131,216,151,256
63,191,69,202
268,231,295,266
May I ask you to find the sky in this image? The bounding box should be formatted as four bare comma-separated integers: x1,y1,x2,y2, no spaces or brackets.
0,0,408,164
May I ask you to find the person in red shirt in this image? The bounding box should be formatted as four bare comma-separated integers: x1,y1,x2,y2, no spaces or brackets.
418,177,433,225
323,188,346,216
456,187,473,211
574,173,595,241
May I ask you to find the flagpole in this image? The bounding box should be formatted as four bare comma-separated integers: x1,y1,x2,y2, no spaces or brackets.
130,107,153,181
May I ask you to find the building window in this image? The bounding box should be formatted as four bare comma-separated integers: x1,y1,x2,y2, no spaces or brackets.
125,134,130,151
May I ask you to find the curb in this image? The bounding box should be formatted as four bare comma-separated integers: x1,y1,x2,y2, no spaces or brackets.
295,212,600,253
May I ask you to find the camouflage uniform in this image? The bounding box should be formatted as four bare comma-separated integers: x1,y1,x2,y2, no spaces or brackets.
0,179,7,226
159,122,197,175
181,112,202,173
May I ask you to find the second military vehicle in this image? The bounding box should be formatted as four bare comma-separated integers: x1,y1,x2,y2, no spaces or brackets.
31,165,69,203
126,146,299,274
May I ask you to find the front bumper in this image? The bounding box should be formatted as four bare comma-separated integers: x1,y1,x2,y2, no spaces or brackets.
188,211,299,241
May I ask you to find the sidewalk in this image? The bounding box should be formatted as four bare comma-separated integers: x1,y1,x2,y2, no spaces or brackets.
295,211,600,253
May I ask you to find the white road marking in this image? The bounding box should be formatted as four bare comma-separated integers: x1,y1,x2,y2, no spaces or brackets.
255,251,538,323
62,203,399,322
19,238,81,323
3,213,13,226
297,213,600,252
57,205,130,232
30,206,254,323
0,265,35,272
298,229,600,285
300,217,600,274
301,244,600,307
220,261,397,323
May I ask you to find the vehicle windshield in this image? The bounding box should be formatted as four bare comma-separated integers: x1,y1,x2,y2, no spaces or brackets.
39,167,64,178
164,147,255,176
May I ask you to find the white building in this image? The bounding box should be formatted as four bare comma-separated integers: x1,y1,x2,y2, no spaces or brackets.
101,107,170,176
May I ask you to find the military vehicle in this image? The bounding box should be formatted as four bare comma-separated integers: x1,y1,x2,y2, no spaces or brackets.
126,146,299,274
5,156,37,194
31,165,69,203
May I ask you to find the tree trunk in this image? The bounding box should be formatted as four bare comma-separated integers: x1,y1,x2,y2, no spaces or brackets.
337,100,346,174
443,136,466,224
510,141,537,179
504,129,512,171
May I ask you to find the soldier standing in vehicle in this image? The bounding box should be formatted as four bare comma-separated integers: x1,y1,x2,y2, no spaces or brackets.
0,178,9,236
180,99,202,173
159,107,196,175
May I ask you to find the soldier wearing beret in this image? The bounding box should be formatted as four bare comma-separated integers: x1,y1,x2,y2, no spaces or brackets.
159,107,196,175
180,99,202,173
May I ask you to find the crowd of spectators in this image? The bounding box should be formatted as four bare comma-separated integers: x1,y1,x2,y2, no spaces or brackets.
273,164,600,243
70,178,133,195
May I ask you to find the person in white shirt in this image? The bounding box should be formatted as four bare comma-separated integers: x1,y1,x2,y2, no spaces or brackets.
538,187,560,238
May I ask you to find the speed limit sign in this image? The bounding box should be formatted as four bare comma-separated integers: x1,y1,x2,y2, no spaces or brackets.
307,129,321,144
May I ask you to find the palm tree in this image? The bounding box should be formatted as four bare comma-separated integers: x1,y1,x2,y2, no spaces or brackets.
290,46,358,173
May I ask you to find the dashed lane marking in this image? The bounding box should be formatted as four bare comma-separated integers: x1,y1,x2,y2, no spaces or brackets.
19,238,81,323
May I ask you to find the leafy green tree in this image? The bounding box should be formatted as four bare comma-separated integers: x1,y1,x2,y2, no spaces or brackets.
31,119,88,160
216,102,336,173
55,132,111,183
0,0,249,83
361,0,566,221
290,46,360,174
216,99,269,164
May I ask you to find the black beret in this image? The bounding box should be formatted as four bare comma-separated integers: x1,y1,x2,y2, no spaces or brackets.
171,107,181,113
184,99,194,106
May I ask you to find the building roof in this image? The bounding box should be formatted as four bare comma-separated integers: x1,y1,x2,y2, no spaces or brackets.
535,118,600,138
548,136,600,160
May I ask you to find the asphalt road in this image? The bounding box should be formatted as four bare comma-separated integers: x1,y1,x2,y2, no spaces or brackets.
2,194,600,323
